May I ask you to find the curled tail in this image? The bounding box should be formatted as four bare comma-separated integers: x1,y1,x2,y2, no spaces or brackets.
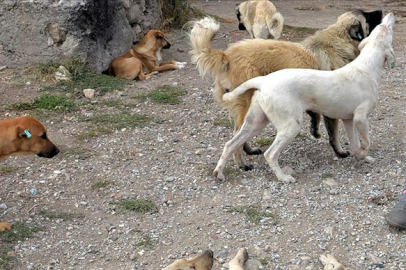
223,76,263,102
267,12,284,39
189,17,229,78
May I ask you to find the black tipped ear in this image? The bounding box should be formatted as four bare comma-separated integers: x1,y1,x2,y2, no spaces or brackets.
349,21,365,41
363,10,383,33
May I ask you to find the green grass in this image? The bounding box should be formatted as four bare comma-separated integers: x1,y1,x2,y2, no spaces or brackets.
284,24,318,34
213,117,231,128
0,245,16,270
149,85,187,105
9,94,77,112
91,180,110,190
83,113,156,130
227,205,278,225
254,137,275,147
259,258,268,266
116,199,158,213
39,210,85,221
0,222,40,243
0,165,16,174
136,234,157,249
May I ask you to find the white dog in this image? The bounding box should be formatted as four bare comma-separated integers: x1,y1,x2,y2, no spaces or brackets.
214,13,396,183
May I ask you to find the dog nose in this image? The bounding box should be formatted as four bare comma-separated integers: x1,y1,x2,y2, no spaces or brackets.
204,250,214,258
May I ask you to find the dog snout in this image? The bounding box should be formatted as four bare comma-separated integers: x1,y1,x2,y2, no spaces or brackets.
163,42,171,49
238,23,246,31
37,146,60,158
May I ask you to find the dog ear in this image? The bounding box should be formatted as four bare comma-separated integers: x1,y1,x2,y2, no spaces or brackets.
16,126,32,139
349,21,365,41
385,46,396,68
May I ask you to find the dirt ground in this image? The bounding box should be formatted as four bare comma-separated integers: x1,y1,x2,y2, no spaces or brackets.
0,0,405,269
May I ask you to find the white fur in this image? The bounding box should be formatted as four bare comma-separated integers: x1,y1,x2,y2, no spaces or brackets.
214,13,396,183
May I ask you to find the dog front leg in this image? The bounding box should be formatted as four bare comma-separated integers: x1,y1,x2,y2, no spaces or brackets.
324,116,350,158
229,248,249,270
353,113,371,160
152,61,187,72
342,119,360,155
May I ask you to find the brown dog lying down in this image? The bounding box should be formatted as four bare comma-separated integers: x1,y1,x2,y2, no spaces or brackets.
108,29,186,80
162,249,348,270
0,116,59,161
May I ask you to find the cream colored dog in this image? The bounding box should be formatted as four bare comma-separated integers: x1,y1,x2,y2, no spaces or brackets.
236,0,284,39
214,13,395,183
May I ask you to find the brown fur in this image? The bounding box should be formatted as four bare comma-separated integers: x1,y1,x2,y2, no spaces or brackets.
189,10,382,168
0,116,59,161
0,222,12,232
108,30,180,80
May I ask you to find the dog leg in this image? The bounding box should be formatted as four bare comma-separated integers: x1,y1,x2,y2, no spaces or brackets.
342,119,360,155
307,111,321,139
229,248,249,270
324,117,350,158
214,105,269,180
353,112,371,160
320,254,347,270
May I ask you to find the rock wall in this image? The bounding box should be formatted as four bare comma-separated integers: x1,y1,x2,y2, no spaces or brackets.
0,0,161,72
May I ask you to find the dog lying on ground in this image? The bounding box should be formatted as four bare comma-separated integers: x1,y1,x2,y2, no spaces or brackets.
163,248,348,270
0,116,60,161
190,10,382,171
214,13,395,183
108,29,186,80
236,0,284,39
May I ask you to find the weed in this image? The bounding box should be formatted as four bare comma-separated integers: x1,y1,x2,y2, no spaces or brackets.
39,210,85,221
255,137,275,147
227,205,278,224
91,180,110,190
0,245,16,270
132,93,148,102
136,234,157,249
149,85,187,105
259,258,268,266
0,165,16,174
213,117,231,127
116,199,158,213
0,222,40,243
9,94,77,112
321,173,335,179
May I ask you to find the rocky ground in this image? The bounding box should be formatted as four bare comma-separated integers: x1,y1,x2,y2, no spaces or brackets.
0,0,405,269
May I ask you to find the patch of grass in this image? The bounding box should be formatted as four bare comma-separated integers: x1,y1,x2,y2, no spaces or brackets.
76,126,113,140
132,93,148,102
136,234,157,249
0,222,40,243
0,165,16,174
254,137,274,147
116,199,158,213
0,245,16,270
91,180,110,190
227,205,278,225
39,210,85,221
213,117,231,128
9,94,77,112
259,258,268,266
149,85,187,105
83,113,156,130
284,24,318,34
321,173,335,179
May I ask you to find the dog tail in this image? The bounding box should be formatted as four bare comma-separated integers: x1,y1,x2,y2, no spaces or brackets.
223,76,263,102
267,12,284,40
189,17,229,78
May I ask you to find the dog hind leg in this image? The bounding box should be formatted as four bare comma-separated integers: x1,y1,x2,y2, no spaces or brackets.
324,117,350,158
307,110,321,138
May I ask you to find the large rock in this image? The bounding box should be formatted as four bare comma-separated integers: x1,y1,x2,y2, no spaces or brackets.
0,0,160,72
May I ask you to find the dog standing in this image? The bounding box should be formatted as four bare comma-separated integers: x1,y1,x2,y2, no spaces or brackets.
236,0,284,39
213,13,395,183
108,30,186,80
190,10,382,171
0,116,60,161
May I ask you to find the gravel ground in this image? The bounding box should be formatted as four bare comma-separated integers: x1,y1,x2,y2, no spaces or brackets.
0,0,405,269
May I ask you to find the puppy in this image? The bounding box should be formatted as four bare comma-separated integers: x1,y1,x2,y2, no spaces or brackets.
162,250,214,270
108,30,186,80
236,0,284,39
0,116,60,161
190,10,382,171
214,13,395,183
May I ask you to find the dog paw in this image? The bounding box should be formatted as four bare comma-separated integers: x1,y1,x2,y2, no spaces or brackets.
279,175,296,183
365,156,375,163
213,169,225,181
337,150,351,159
320,254,345,270
176,62,187,69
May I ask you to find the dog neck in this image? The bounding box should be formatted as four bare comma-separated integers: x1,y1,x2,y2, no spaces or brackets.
351,44,387,83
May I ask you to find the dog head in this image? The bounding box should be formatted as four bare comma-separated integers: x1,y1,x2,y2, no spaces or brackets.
236,4,246,30
162,250,214,270
14,116,60,158
359,13,396,68
338,10,382,41
142,30,171,50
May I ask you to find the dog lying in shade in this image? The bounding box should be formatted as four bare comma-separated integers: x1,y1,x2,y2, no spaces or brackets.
214,13,396,183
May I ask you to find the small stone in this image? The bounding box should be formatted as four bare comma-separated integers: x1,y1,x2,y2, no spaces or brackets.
83,88,96,99
0,66,6,71
54,66,71,81
323,178,338,186
165,176,175,182
130,253,137,261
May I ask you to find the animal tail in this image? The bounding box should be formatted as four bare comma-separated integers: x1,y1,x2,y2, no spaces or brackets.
223,76,263,102
189,17,229,78
267,12,284,40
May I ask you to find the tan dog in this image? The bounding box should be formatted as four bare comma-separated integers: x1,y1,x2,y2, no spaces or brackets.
108,29,186,80
162,250,214,270
236,0,284,39
0,116,59,161
190,10,382,170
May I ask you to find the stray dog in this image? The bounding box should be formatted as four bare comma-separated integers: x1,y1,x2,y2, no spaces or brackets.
0,116,60,161
236,0,284,39
190,10,382,171
162,250,214,270
214,13,395,183
108,30,186,80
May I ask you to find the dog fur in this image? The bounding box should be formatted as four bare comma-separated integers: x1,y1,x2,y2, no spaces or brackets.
162,250,214,270
189,10,382,170
108,30,186,80
214,13,395,183
0,116,60,161
236,0,284,39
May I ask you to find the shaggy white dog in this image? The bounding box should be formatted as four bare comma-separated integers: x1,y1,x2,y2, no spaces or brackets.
214,13,396,183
